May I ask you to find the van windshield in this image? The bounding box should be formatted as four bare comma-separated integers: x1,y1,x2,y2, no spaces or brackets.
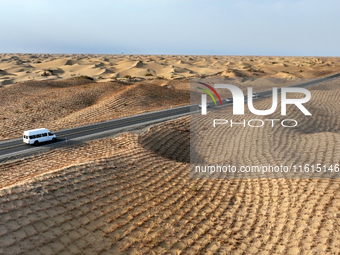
48,132,54,136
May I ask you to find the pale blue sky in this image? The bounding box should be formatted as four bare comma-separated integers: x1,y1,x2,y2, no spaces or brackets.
1,0,339,56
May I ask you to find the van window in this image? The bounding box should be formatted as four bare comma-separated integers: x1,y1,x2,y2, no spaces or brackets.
36,134,42,138
42,133,47,137
30,135,36,139
48,132,53,136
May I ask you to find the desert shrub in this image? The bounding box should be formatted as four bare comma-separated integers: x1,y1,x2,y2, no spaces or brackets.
124,75,131,79
41,71,49,76
145,73,153,76
73,75,94,81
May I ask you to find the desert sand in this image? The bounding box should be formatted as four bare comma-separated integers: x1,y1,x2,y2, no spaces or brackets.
1,54,340,86
1,55,340,254
1,54,340,141
0,78,189,141
1,78,340,254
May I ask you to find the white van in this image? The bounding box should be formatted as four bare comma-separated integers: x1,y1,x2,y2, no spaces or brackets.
23,128,57,145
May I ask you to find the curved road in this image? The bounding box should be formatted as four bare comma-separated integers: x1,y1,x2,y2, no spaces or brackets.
1,72,340,159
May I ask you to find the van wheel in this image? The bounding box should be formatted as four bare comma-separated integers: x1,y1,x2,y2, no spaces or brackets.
34,141,39,146
52,138,56,142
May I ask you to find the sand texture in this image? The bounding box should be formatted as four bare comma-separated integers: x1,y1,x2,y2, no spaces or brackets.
1,54,340,141
1,54,340,86
1,77,340,255
1,55,340,254
0,79,189,141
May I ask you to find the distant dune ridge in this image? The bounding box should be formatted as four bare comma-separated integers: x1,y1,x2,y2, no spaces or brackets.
1,54,340,86
1,54,340,141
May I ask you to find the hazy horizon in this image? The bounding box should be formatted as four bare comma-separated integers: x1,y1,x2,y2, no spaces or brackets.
1,0,339,56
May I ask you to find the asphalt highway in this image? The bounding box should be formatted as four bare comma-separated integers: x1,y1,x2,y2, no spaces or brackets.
1,72,340,158
0,106,192,156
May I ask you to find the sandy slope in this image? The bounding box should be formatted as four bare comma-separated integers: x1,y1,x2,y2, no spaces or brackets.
1,78,340,254
0,79,189,141
1,54,340,86
0,119,340,254
1,56,340,254
1,53,339,141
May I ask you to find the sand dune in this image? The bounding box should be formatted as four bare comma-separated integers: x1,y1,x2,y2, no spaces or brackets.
1,54,340,86
0,78,189,141
0,71,327,142
1,99,340,253
1,58,340,254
